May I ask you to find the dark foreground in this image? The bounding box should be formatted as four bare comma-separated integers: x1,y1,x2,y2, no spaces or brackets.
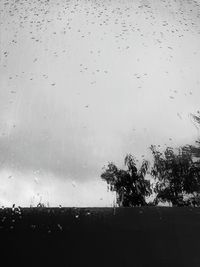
1,207,200,267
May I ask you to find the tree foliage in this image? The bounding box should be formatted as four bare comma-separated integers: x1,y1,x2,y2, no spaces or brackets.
150,145,200,206
101,112,200,207
189,113,200,158
101,154,152,207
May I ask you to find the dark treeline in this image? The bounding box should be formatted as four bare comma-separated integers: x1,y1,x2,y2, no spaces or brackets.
101,113,200,207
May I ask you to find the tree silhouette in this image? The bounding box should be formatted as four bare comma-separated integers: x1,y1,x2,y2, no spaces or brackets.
189,112,200,158
150,145,200,206
101,154,152,207
191,113,200,126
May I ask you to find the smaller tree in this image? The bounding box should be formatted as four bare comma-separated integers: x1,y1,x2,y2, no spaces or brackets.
101,154,152,207
150,145,200,206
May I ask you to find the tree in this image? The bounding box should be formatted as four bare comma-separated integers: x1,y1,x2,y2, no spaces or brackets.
189,112,200,158
150,145,200,206
101,154,152,207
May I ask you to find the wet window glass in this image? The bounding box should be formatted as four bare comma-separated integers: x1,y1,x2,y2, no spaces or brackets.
0,0,200,207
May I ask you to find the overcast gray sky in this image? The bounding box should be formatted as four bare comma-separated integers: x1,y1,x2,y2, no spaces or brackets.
0,0,200,206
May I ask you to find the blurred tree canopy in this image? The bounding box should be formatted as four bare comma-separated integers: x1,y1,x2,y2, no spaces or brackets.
190,113,200,158
101,154,152,207
101,112,200,207
150,145,200,206
101,145,200,207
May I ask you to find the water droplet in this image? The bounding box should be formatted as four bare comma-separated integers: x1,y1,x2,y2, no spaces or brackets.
57,224,63,231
